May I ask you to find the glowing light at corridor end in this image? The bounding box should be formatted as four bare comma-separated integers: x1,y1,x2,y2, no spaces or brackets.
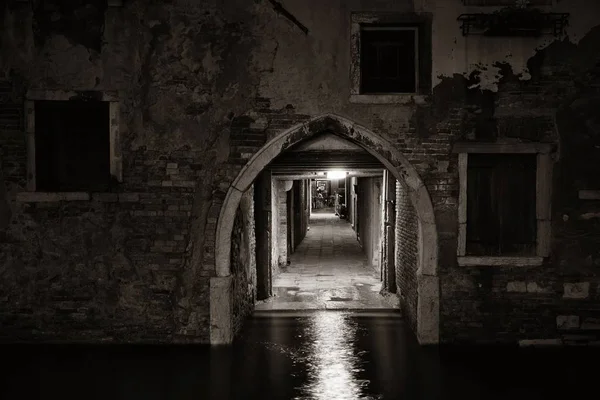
326,170,347,180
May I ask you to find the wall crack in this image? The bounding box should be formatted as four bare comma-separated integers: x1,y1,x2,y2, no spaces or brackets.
267,0,309,35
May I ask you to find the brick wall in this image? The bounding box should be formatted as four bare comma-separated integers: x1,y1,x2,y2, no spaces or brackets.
438,27,600,345
0,80,25,192
230,188,256,336
0,182,195,342
0,0,598,345
0,79,197,340
395,180,419,332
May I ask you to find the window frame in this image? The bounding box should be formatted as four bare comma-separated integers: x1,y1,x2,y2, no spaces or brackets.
349,12,431,104
453,142,554,267
19,90,122,202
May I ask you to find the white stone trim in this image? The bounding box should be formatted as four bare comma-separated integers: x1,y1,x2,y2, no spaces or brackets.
579,190,600,200
454,142,554,264
349,94,428,104
16,192,90,202
210,276,233,345
518,338,563,347
109,102,122,182
26,89,119,102
25,101,35,191
24,90,123,192
536,153,553,257
453,142,554,154
457,153,468,256
417,274,440,344
457,256,544,267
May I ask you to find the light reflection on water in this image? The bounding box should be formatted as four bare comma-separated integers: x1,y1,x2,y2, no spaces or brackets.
295,312,379,400
1,312,599,400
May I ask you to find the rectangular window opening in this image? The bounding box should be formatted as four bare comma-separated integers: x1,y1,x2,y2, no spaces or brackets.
466,153,537,256
360,26,418,94
34,100,111,192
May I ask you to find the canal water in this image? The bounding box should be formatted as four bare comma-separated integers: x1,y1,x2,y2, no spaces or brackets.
1,311,594,399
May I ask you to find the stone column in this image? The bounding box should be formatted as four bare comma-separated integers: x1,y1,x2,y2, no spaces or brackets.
254,170,272,300
384,171,397,293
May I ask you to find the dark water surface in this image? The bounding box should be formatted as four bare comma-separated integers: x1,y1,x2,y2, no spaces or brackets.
1,311,595,399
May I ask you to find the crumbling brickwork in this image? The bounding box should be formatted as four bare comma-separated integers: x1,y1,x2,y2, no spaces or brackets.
230,188,256,336
436,28,600,344
395,180,419,332
0,0,599,345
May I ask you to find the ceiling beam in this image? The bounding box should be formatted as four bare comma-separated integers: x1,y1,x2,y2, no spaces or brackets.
273,170,384,180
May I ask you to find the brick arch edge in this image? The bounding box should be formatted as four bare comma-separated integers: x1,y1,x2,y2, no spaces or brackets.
211,113,439,345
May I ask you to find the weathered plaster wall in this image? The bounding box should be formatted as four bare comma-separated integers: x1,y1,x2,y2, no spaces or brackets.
255,0,416,121
0,0,599,344
431,2,600,344
0,0,275,342
430,0,600,90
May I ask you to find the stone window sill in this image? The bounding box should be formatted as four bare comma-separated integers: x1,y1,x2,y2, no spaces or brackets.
16,192,90,202
15,192,141,203
579,190,600,200
457,256,544,267
349,94,428,105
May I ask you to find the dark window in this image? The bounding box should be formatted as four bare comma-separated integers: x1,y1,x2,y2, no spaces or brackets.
35,100,110,192
360,27,417,93
466,154,537,256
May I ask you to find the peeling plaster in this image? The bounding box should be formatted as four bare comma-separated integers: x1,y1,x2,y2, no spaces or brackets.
1,0,599,346
431,0,600,91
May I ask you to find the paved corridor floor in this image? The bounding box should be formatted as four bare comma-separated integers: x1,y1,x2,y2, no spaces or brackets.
255,209,399,311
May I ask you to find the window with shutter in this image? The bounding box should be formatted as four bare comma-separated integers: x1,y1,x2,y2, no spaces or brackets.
453,142,554,267
466,154,537,256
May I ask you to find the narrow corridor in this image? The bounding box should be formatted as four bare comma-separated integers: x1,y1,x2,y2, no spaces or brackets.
255,209,399,310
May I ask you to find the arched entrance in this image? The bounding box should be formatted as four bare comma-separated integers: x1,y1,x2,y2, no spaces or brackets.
211,114,439,345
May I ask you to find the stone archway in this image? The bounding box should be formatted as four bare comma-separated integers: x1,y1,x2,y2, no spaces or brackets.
211,114,439,345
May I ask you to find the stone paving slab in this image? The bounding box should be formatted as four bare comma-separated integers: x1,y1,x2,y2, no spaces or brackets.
255,210,399,312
